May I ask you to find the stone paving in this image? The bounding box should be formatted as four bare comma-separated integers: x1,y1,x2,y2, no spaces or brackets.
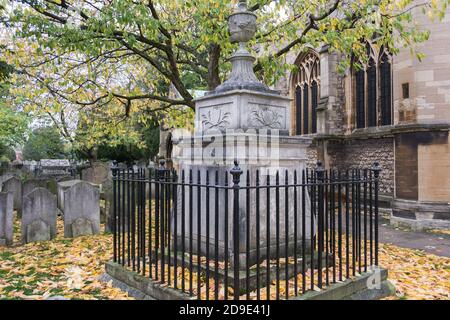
379,218,450,257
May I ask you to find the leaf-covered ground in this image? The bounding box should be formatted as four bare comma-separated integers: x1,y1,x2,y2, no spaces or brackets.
0,219,132,300
0,218,448,300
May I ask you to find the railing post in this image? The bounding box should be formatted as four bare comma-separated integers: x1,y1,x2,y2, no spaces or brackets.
112,160,119,263
171,167,178,289
315,161,325,288
157,158,167,283
371,161,381,267
230,160,243,300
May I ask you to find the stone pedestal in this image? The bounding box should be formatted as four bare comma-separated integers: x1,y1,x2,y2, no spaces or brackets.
195,90,291,135
174,132,312,269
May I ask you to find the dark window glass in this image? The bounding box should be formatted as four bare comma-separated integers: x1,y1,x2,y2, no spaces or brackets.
311,81,318,134
295,86,302,135
367,62,377,127
303,84,309,134
402,82,409,99
355,69,365,128
380,58,392,125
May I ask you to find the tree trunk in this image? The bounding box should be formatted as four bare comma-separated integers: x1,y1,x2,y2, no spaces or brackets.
207,44,221,91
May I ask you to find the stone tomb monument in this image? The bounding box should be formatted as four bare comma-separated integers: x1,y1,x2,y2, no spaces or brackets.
22,188,57,243
173,0,312,269
0,192,13,246
1,176,22,214
63,181,100,237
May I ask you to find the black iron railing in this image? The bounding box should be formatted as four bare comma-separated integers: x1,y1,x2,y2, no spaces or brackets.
111,160,381,300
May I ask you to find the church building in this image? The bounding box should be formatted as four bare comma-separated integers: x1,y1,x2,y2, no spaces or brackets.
277,5,450,230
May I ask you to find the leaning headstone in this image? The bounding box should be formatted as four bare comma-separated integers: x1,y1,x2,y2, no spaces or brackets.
0,192,13,246
63,181,100,237
22,188,57,243
1,176,22,214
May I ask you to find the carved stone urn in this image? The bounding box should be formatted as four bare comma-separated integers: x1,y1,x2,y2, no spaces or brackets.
228,0,256,44
214,0,271,94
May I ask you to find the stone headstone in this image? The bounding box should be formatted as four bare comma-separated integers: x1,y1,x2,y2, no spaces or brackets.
46,178,58,194
81,162,110,190
22,179,48,198
71,217,94,237
26,220,50,243
82,163,111,230
0,174,13,191
22,187,57,243
63,181,100,237
0,192,13,246
57,179,82,211
1,176,22,214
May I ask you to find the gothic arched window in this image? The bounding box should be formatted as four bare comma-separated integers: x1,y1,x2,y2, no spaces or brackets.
295,86,302,135
292,51,320,135
379,52,392,126
353,44,393,129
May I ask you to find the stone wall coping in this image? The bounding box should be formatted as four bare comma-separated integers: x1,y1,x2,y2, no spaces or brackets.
307,122,450,142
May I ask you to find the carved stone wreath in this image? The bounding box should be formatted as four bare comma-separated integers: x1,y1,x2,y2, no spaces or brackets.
201,109,231,131
249,106,283,129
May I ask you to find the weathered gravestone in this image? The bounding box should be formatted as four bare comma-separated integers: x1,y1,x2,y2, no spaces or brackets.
22,188,57,243
1,176,22,214
63,181,100,237
0,192,13,246
81,162,109,186
0,174,13,191
57,179,82,211
82,162,112,229
46,178,58,194
22,179,48,198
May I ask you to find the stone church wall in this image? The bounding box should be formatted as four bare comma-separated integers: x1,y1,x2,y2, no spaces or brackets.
326,138,394,195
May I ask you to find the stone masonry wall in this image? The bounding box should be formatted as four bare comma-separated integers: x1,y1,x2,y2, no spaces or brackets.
327,138,394,195
306,145,318,169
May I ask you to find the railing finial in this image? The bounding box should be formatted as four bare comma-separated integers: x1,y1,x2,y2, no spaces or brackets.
315,160,325,180
371,161,381,178
230,160,243,185
111,160,118,177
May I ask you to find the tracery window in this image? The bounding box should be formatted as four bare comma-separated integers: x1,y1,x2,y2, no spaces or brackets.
292,51,320,135
353,44,393,128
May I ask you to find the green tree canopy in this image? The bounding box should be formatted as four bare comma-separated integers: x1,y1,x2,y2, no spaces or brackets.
22,126,67,160
75,118,160,163
4,0,448,118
